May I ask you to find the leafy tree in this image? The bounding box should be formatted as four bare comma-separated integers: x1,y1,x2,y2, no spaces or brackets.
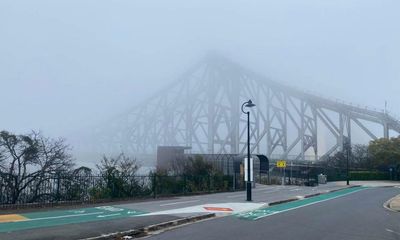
368,137,400,170
322,144,372,169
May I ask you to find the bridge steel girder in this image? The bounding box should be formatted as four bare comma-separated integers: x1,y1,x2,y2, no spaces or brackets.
93,55,400,161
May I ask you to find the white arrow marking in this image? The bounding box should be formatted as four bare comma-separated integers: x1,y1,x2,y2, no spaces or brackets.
68,210,85,214
95,206,124,212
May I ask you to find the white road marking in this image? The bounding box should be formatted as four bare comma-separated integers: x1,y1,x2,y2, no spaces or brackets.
97,213,121,218
127,211,140,214
68,210,85,214
386,228,400,236
26,212,105,221
159,200,200,206
95,206,124,212
289,188,301,191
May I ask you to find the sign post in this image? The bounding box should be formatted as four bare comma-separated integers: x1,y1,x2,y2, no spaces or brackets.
276,160,286,185
290,161,293,184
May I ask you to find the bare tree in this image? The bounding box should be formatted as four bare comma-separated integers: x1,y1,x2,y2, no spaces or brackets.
96,153,139,176
0,131,74,203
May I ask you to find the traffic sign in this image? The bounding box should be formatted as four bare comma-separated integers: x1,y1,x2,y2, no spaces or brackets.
276,160,286,168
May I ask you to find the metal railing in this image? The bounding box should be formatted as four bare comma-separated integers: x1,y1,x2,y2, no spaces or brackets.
0,173,238,209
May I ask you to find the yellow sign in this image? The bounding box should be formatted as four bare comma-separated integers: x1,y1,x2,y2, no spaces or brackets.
276,160,286,168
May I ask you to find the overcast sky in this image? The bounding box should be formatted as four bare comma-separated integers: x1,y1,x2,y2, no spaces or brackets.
1,0,399,153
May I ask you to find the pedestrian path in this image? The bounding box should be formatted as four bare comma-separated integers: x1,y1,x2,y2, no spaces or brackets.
387,194,400,211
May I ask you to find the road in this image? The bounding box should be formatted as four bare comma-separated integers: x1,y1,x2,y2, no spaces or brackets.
0,183,347,240
148,187,400,240
117,183,344,213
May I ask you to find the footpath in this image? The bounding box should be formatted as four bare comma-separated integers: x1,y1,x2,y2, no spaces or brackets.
387,194,400,212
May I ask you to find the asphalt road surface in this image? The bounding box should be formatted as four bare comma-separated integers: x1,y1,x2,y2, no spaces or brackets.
116,183,344,212
0,183,345,240
1,183,398,240
148,187,400,240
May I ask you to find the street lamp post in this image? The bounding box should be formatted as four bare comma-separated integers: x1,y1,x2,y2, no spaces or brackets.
345,138,351,186
241,99,256,201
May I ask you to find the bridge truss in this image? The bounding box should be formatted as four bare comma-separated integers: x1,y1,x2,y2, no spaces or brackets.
95,55,400,161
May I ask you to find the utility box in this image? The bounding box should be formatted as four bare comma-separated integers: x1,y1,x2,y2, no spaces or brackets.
318,174,327,184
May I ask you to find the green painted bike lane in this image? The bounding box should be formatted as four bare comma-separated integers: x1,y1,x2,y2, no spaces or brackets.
236,186,367,221
0,205,146,233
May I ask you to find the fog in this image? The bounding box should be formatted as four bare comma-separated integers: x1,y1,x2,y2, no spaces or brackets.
1,0,400,166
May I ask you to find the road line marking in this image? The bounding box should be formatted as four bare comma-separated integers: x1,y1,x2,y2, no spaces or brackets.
159,200,200,206
68,210,85,214
386,228,400,236
252,188,366,220
97,213,121,218
26,212,105,221
235,187,367,221
289,188,300,191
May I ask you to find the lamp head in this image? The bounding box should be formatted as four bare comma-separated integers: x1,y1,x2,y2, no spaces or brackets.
245,100,256,108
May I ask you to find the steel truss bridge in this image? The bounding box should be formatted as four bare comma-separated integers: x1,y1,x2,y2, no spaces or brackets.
95,55,400,161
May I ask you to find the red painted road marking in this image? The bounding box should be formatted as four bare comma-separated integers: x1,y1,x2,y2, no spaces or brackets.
203,207,233,212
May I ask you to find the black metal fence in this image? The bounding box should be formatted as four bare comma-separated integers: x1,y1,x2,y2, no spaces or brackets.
260,163,393,186
0,173,239,209
2,165,391,209
258,165,318,186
